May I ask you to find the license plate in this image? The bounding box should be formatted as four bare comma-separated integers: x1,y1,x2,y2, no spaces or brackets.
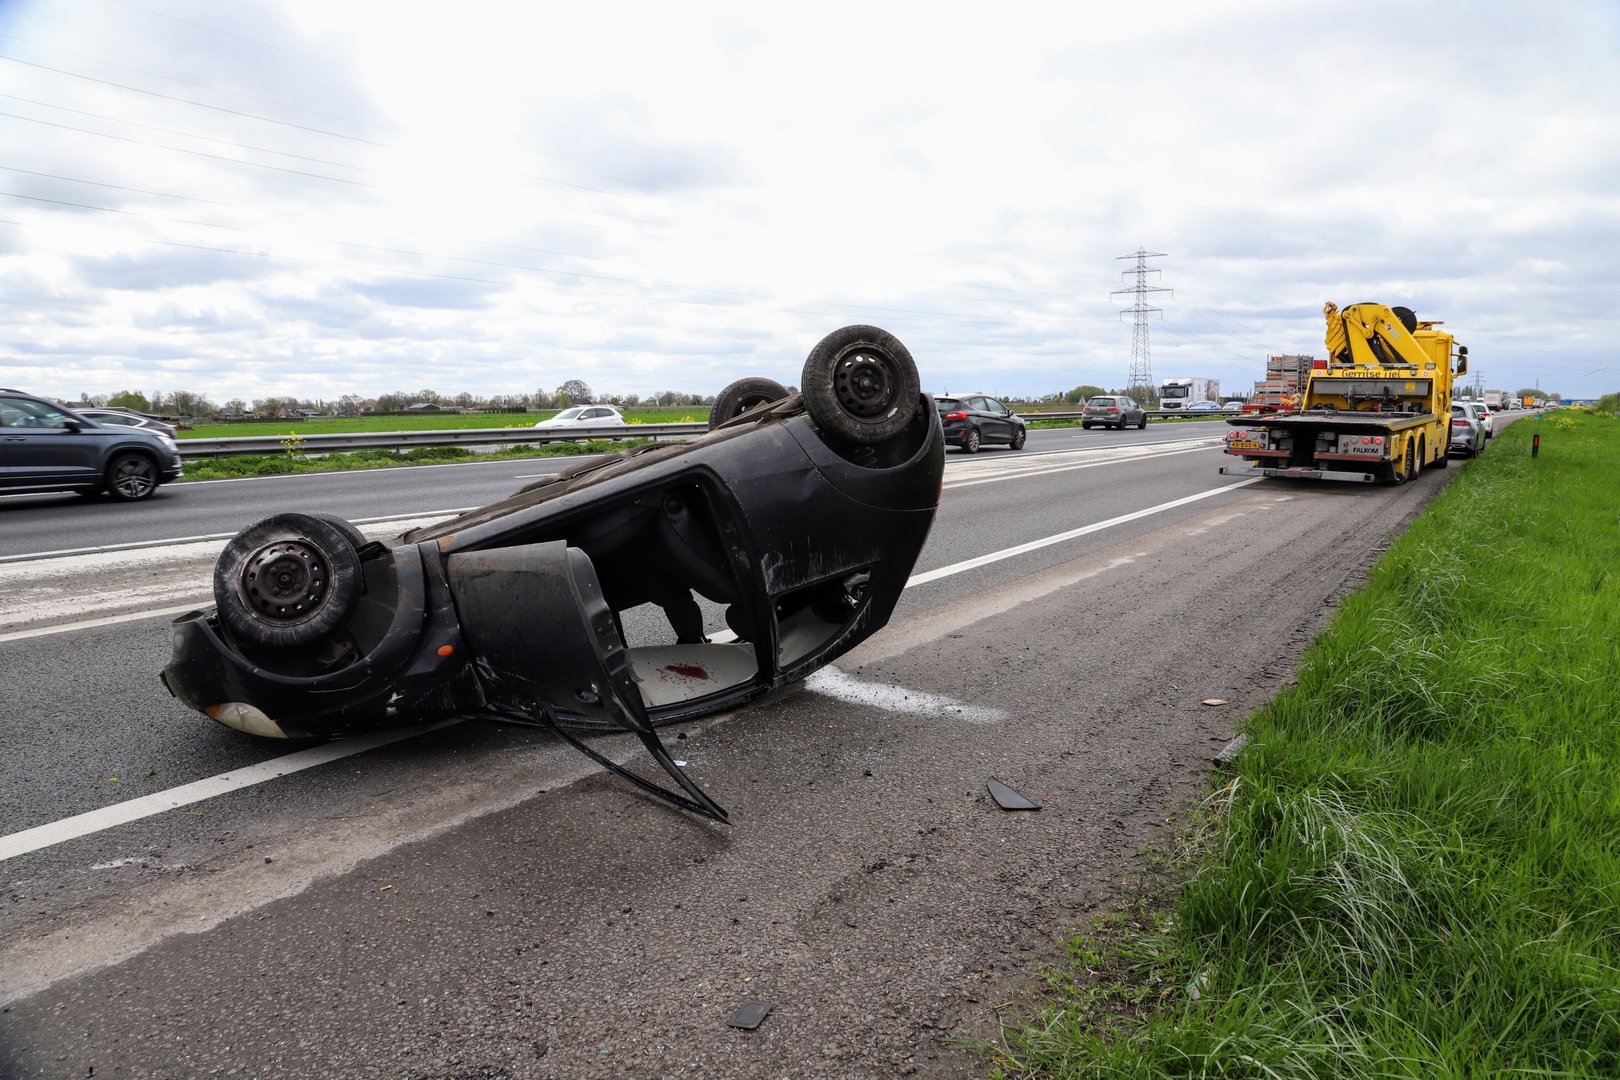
1227,440,1262,451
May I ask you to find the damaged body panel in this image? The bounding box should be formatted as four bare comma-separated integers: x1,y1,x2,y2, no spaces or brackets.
162,326,943,820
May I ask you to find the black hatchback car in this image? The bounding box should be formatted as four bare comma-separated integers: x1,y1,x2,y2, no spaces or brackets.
162,326,943,820
935,393,1027,452
0,388,183,500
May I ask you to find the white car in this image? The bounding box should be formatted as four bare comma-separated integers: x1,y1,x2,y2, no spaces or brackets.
1458,401,1493,439
533,404,626,440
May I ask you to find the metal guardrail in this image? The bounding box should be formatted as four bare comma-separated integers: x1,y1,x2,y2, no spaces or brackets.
174,410,1245,459
176,423,707,458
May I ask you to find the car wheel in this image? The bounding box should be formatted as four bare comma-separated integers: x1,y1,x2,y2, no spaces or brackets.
1115,420,1126,431
104,452,160,501
214,512,364,649
708,377,791,431
1082,423,1092,430
1137,414,1148,430
964,427,981,453
1009,427,1026,451
800,325,920,444
302,512,368,550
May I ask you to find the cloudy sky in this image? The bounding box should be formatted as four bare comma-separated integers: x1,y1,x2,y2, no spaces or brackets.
2,0,1616,408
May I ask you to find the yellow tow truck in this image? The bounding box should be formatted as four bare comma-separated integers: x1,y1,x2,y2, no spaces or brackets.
1219,302,1468,484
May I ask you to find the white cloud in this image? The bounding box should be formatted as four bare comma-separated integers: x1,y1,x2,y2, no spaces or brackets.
0,0,1616,407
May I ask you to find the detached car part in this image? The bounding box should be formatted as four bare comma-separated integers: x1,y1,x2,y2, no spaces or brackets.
162,325,944,821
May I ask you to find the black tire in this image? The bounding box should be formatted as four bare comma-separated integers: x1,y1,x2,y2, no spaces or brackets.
709,377,791,430
304,512,368,549
1391,441,1414,485
1009,427,1026,451
1082,423,1092,430
1115,420,1126,431
1137,414,1148,430
214,513,364,649
104,452,160,501
800,325,920,444
1392,306,1418,334
963,427,982,453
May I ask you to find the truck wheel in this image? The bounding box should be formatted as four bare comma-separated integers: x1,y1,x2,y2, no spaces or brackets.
708,377,790,430
214,513,364,649
801,325,920,444
1392,442,1414,485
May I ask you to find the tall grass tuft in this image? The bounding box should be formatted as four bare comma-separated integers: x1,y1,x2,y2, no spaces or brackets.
994,412,1620,1078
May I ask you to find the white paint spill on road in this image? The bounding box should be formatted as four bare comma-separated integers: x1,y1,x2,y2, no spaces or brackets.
803,666,1008,723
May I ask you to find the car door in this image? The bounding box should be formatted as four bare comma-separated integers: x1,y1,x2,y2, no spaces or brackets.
982,396,1015,443
0,394,103,488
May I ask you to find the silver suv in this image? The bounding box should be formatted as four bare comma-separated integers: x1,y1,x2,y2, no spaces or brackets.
0,389,183,500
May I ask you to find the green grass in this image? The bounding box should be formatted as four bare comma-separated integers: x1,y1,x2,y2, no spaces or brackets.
990,410,1620,1078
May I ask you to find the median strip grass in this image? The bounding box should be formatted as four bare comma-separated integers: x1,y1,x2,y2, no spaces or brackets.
990,410,1620,1078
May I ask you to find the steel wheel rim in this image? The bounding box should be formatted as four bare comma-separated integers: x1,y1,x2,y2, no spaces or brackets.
832,348,900,420
236,539,332,624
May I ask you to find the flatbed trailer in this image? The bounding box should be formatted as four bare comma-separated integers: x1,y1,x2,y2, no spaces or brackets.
1219,410,1437,483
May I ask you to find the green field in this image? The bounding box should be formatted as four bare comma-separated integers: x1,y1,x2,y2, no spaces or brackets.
991,410,1620,1078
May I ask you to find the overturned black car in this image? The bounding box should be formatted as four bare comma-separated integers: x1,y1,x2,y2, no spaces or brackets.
162,326,944,820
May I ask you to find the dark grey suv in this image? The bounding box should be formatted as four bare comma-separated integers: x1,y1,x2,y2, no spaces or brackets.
0,389,183,500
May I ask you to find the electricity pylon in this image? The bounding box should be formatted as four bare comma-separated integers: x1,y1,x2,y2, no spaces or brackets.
1112,249,1170,399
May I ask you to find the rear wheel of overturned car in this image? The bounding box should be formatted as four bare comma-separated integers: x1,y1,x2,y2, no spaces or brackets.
708,377,790,431
801,325,920,444
104,452,160,501
214,512,364,649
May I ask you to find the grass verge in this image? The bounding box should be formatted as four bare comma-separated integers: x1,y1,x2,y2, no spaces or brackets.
990,410,1620,1078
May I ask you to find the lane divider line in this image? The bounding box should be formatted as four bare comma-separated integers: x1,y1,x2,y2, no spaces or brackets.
0,509,475,564
943,442,1219,489
0,602,209,644
909,477,1263,586
0,478,1262,860
0,720,464,862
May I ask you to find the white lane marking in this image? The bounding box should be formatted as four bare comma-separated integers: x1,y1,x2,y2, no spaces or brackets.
0,510,472,564
908,478,1264,586
0,721,463,862
944,441,1220,489
0,478,1263,857
0,517,453,634
803,666,1008,723
0,602,207,644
